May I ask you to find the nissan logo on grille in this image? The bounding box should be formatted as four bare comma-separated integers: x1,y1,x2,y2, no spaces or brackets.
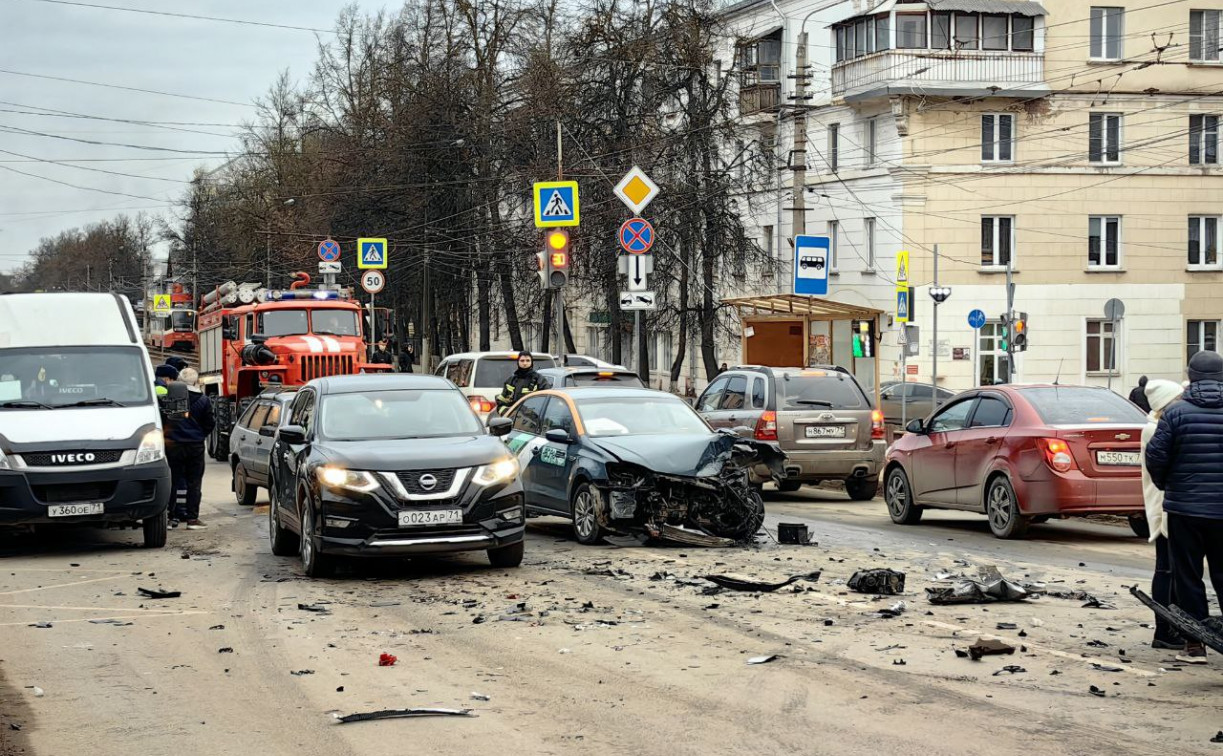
418,474,438,491
51,453,97,465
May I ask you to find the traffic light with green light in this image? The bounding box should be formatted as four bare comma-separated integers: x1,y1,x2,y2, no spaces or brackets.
851,319,875,358
1000,313,1011,353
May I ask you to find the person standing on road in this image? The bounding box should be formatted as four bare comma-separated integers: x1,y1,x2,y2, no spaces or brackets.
399,343,416,373
165,367,214,530
371,339,394,367
165,356,189,374
154,364,178,396
1139,378,1184,650
1130,375,1152,413
1145,350,1223,664
495,353,545,415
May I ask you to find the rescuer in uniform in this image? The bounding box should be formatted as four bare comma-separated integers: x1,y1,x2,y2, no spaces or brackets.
495,353,546,416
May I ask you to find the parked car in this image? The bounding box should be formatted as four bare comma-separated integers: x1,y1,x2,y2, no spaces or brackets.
536,366,644,389
872,381,957,427
228,387,298,505
695,365,884,500
883,385,1147,539
435,351,558,417
501,387,783,547
266,374,525,576
563,354,625,369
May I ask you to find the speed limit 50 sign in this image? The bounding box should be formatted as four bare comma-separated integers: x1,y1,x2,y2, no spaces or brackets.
360,269,385,294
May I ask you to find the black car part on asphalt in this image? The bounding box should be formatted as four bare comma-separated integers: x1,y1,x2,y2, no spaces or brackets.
700,571,821,592
589,433,786,546
1130,585,1223,654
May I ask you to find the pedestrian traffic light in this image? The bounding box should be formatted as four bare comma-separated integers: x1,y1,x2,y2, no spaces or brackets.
999,313,1011,353
851,319,875,358
544,230,570,288
1013,312,1028,352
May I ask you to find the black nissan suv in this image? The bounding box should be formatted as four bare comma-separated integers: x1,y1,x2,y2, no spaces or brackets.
267,374,525,577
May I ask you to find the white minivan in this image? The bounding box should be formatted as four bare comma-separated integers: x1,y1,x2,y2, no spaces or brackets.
0,293,171,547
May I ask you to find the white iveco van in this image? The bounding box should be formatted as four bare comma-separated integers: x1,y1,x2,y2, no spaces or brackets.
0,293,170,547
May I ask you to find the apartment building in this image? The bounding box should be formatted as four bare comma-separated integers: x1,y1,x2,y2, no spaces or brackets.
724,0,1223,390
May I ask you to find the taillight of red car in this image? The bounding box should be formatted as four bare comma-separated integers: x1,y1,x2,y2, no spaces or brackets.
871,409,885,440
1038,438,1077,473
755,410,778,441
469,396,496,414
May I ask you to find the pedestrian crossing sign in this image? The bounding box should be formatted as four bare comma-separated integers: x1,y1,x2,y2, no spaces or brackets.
357,237,388,270
533,181,580,228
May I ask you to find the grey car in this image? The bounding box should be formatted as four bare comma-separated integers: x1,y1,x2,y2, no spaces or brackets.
228,387,298,506
696,365,884,500
874,381,957,429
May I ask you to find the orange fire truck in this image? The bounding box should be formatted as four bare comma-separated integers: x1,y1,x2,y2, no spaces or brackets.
144,281,198,352
197,273,391,460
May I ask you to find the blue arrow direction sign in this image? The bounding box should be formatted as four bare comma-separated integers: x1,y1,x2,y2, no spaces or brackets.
318,238,341,262
793,235,830,296
357,237,387,269
968,309,986,329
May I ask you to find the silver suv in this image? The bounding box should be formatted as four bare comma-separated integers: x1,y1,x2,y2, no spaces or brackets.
696,366,884,500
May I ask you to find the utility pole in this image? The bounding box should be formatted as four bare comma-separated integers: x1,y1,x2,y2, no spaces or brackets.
422,250,432,373
932,244,939,392
790,28,810,284
555,120,565,364
1005,254,1015,382
265,233,271,288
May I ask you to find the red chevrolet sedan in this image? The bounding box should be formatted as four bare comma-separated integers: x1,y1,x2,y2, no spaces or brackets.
882,385,1146,539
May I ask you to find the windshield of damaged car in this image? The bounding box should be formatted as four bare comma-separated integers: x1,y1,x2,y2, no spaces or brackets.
319,389,483,440
576,396,710,437
778,372,868,410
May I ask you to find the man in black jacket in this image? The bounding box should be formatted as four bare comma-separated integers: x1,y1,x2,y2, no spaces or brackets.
495,353,547,415
371,339,395,367
1129,375,1151,413
1146,350,1223,664
166,368,215,530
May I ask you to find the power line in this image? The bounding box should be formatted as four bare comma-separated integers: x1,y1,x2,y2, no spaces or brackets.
0,68,254,108
14,0,335,34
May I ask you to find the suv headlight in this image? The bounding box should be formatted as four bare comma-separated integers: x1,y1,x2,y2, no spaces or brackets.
474,457,519,487
0,449,9,470
136,430,165,464
317,466,380,493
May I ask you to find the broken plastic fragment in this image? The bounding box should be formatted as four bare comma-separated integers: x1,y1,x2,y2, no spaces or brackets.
1089,685,1106,698
297,603,330,613
378,653,397,667
333,708,472,724
700,571,820,592
470,692,491,701
747,655,779,665
138,587,181,599
992,665,1026,676
847,569,905,595
967,638,1015,661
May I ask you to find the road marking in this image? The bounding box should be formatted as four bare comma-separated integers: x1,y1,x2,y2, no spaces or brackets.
0,603,192,612
0,574,127,596
0,611,206,628
923,620,1156,677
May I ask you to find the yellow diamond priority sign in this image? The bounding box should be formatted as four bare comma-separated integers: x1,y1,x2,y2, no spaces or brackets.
614,166,659,215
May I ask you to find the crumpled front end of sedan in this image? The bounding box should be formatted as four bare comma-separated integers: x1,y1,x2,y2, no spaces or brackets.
591,435,787,546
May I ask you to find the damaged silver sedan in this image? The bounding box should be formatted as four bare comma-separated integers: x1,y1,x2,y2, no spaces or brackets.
502,388,786,547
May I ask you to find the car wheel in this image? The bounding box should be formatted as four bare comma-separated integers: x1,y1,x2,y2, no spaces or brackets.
884,467,922,525
845,476,879,501
299,490,336,578
986,476,1030,539
777,480,802,493
268,482,299,557
487,540,525,568
142,508,167,548
1128,514,1151,539
570,483,604,545
233,462,258,506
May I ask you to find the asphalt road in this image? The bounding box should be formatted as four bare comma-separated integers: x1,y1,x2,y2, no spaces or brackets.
1,461,1220,755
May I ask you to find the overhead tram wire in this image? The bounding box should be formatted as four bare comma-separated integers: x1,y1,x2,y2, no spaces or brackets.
15,0,335,34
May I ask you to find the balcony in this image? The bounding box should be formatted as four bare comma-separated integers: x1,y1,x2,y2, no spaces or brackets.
832,49,1047,102
739,84,780,116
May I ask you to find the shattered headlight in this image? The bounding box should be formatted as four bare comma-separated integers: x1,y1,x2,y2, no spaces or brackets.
317,466,380,493
136,430,165,464
474,457,519,487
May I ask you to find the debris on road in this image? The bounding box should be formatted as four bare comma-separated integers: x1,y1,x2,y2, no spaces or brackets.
967,638,1016,661
1089,685,1106,698
926,567,1030,605
847,569,905,595
28,622,52,629
1043,589,1115,609
218,647,234,654
700,571,820,592
1131,586,1223,654
297,603,331,613
777,522,812,545
87,619,133,626
378,653,398,667
878,601,906,618
333,708,473,724
470,692,491,701
138,587,181,599
1211,731,1223,744
747,655,779,665
291,669,315,676
993,666,1026,676
27,687,43,698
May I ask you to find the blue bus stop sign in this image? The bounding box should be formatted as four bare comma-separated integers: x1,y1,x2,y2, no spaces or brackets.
968,309,986,329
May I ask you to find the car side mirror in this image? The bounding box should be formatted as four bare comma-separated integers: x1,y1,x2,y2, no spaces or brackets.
487,417,513,437
905,418,925,434
545,428,573,444
250,333,268,345
222,316,238,341
278,425,306,445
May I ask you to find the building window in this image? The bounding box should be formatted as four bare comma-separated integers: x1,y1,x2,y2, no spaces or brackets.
1089,113,1121,163
981,216,1014,268
828,220,839,271
977,322,1012,386
1188,320,1219,364
828,123,839,172
1011,15,1035,51
865,118,878,166
982,14,1009,50
896,13,927,49
865,217,877,269
1189,216,1220,269
763,225,775,260
736,35,781,85
1086,319,1118,373
1090,7,1123,60
932,11,952,49
1190,10,1221,62
1190,114,1219,164
875,14,890,51
955,13,979,50
650,332,673,370
1088,216,1121,269
982,114,1014,162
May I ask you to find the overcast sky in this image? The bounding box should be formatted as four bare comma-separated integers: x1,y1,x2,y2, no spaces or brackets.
0,0,385,274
